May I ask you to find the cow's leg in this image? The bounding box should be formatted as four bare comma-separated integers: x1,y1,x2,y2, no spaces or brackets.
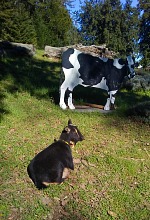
110,91,116,110
67,82,78,109
104,90,117,110
60,83,76,110
104,96,111,110
59,82,68,110
68,89,75,110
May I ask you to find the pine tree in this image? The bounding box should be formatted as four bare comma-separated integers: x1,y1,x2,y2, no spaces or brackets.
79,0,103,45
100,0,123,52
0,0,74,48
33,9,48,48
78,0,140,55
0,0,37,45
138,0,150,67
122,0,139,55
31,0,74,47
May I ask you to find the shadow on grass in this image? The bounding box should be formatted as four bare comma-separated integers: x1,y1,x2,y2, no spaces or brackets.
117,90,150,107
1,56,61,99
0,54,61,119
0,92,10,122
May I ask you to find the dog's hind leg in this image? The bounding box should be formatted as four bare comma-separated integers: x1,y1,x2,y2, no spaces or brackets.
62,168,70,179
36,181,47,190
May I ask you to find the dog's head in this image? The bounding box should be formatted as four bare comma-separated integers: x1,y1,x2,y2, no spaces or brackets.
60,119,84,145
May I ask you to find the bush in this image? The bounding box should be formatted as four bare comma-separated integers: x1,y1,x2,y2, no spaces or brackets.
126,101,150,122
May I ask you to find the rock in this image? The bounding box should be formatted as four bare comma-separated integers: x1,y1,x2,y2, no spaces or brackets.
44,46,62,58
0,41,36,57
44,44,118,59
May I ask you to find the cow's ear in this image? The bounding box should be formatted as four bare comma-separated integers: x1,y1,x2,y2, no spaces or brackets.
64,126,70,133
68,119,72,125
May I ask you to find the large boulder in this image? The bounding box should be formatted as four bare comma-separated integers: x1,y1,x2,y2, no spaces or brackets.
44,44,118,59
0,41,36,57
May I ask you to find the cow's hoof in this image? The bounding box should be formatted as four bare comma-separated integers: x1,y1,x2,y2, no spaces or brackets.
68,104,75,110
104,106,110,111
60,103,67,110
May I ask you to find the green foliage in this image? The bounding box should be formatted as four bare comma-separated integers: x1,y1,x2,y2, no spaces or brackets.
0,0,77,48
41,0,72,47
0,0,37,45
78,0,139,54
122,0,140,54
139,0,150,67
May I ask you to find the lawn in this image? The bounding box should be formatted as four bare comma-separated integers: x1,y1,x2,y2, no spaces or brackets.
0,51,150,220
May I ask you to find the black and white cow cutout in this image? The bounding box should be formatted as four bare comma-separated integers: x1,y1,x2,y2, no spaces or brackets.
59,48,136,110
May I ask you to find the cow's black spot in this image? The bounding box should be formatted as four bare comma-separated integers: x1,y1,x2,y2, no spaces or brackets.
62,48,74,69
78,53,104,86
118,58,125,65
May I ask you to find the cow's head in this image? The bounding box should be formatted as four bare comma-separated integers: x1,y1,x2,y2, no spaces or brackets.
126,55,136,79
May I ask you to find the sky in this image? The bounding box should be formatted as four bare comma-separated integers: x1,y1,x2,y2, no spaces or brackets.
70,0,138,11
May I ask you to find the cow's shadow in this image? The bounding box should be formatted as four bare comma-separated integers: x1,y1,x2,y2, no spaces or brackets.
73,86,107,106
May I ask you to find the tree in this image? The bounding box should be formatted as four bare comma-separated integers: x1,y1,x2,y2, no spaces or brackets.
78,0,140,55
121,0,139,55
100,0,123,52
138,0,150,67
0,0,76,48
38,0,72,47
79,0,100,45
0,0,37,45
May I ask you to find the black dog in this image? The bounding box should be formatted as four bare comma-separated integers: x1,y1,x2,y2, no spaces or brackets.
27,119,84,189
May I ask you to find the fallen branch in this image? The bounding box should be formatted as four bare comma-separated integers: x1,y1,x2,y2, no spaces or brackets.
85,103,104,109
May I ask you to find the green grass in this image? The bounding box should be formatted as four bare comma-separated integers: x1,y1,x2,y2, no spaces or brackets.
0,50,150,220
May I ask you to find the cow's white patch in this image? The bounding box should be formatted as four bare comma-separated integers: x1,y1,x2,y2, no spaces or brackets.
60,49,81,109
113,59,124,69
79,77,108,91
62,49,81,87
69,49,81,71
92,77,108,90
109,90,118,95
62,50,81,85
99,57,108,62
79,78,88,86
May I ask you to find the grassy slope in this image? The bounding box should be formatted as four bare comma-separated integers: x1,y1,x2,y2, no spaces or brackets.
0,51,150,220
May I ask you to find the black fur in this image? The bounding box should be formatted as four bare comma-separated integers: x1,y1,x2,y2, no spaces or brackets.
27,119,84,189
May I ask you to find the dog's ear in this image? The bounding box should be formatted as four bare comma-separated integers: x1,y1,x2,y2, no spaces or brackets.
68,119,72,126
64,126,70,133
